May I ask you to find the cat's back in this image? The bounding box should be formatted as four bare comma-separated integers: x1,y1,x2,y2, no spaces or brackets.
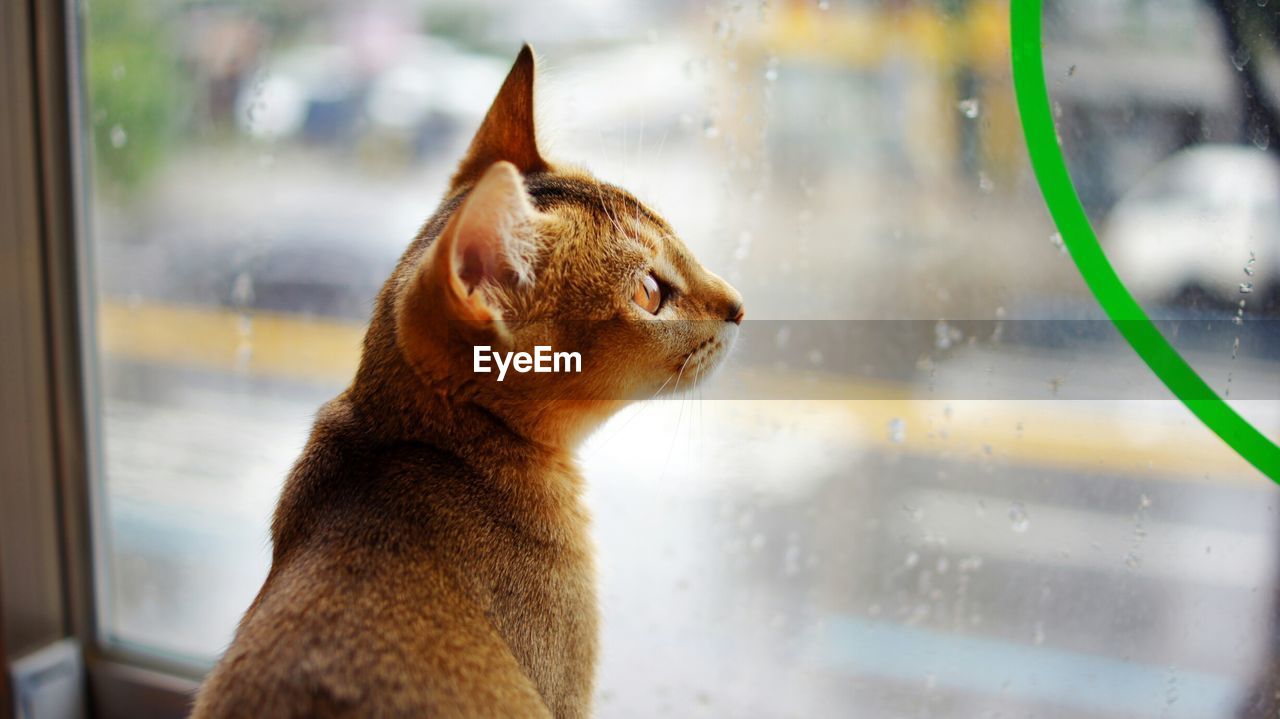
192,538,552,718
190,402,557,718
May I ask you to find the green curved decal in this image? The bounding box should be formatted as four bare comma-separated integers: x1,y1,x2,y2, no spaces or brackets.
1010,0,1280,481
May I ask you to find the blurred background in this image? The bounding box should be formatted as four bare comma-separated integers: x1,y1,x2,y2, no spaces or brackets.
77,0,1280,716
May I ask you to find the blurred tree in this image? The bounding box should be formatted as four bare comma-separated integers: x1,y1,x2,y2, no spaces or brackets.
86,0,185,192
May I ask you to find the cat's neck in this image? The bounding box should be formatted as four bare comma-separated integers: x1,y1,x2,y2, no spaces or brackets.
343,324,570,477
276,382,586,560
349,300,623,458
349,370,545,466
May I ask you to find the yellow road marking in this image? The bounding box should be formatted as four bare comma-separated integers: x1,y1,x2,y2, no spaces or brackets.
100,301,364,384
731,371,1264,485
98,301,1269,487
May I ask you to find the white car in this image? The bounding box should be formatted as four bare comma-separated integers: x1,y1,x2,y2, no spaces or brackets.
1104,144,1279,308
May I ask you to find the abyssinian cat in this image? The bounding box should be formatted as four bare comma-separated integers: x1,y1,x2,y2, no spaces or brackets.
192,45,743,718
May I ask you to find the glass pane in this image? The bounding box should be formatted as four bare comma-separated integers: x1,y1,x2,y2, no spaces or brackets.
74,0,1280,714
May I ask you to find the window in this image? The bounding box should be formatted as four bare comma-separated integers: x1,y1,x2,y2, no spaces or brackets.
50,0,1280,715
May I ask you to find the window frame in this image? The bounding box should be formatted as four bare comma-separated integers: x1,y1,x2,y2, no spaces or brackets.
1,0,198,716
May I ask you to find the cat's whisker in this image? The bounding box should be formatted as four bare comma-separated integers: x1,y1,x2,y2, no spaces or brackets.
691,360,704,459
653,124,671,164
587,368,682,451
596,141,630,238
670,350,695,397
590,129,628,237
660,352,697,480
668,390,690,478
610,188,631,238
651,370,678,399
590,174,629,241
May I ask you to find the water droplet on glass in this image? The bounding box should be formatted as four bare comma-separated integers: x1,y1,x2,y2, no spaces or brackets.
774,325,791,349
1139,493,1152,510
749,533,766,551
111,64,126,81
807,348,824,365
1239,282,1254,294
702,117,720,139
109,124,128,149
1049,232,1065,252
888,417,906,444
1067,64,1077,77
817,0,830,9
978,172,994,193
1008,502,1029,533
764,57,779,82
783,544,802,575
1032,621,1046,645
1231,45,1252,71
1252,124,1271,151
1125,551,1142,570
904,550,920,568
1244,251,1256,276
934,319,962,350
235,314,253,374
956,98,980,119
231,275,255,309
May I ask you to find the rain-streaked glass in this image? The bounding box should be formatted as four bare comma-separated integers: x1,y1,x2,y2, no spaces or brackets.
76,0,1280,715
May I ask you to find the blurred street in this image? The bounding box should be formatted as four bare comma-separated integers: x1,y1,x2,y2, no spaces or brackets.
97,331,1279,717
77,0,1280,716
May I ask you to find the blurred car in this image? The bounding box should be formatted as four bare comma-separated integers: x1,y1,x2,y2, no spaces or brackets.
365,38,510,161
1104,144,1280,309
235,44,363,143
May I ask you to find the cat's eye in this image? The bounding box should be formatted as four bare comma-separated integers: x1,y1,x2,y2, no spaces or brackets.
633,273,662,315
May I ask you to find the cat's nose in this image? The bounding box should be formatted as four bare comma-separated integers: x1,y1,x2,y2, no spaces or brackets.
726,301,745,325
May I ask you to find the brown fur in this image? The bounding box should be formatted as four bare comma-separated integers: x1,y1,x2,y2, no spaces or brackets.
192,45,743,719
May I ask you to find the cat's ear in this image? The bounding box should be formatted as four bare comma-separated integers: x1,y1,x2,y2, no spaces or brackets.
450,44,548,193
425,161,540,329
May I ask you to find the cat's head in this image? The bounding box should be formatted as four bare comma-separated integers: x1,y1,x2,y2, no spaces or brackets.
369,45,742,447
